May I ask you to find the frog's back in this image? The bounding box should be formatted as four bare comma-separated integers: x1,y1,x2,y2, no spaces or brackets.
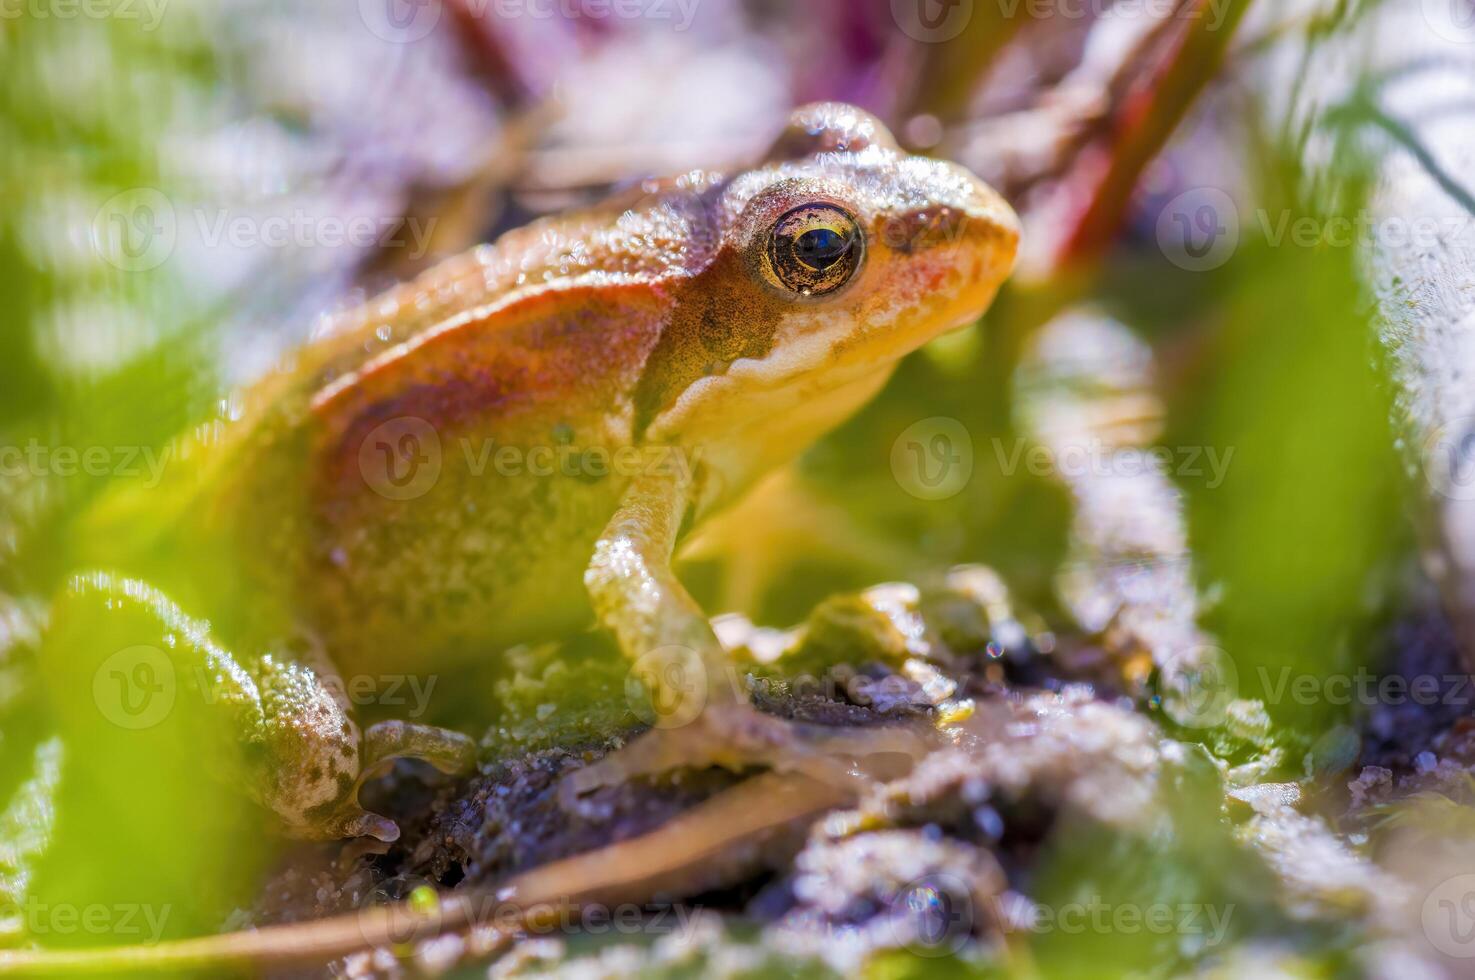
293,175,727,394
213,176,728,670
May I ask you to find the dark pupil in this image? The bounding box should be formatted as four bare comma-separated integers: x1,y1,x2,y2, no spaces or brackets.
794,227,850,269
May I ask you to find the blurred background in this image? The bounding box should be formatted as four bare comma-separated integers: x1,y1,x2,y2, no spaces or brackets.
6,0,1475,976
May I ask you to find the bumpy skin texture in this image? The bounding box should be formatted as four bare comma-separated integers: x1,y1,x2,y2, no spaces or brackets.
60,103,1019,837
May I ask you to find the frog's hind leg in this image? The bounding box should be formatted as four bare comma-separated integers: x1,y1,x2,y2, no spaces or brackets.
566,469,923,805
230,635,476,842
48,572,473,842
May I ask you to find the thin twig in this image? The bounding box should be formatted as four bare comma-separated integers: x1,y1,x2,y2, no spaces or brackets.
0,770,853,976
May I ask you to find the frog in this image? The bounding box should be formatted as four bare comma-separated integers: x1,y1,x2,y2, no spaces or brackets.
40,102,1019,843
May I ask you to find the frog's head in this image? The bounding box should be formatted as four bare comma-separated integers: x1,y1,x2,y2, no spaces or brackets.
640,103,1019,509
733,102,1020,361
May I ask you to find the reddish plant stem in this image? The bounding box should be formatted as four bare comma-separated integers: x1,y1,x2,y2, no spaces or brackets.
1054,0,1255,268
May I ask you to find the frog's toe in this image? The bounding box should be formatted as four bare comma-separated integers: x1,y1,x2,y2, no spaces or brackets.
362,720,478,776
337,808,401,844
271,721,474,841
560,706,927,811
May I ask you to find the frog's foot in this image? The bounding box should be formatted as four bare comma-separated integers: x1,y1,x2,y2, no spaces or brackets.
361,720,478,778
315,722,479,843
559,703,928,811
250,639,480,842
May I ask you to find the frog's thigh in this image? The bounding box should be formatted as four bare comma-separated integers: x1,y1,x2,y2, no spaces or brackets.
584,468,737,708
48,572,473,841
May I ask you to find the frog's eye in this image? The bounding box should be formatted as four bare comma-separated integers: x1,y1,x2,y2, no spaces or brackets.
763,203,864,297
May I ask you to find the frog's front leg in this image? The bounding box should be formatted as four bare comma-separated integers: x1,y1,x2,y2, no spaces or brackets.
567,468,872,799
48,573,474,842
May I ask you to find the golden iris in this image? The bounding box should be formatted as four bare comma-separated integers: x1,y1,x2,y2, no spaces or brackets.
764,203,863,297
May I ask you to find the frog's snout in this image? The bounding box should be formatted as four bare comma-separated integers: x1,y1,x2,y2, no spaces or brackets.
870,160,1019,333
887,163,1018,267
951,166,1021,303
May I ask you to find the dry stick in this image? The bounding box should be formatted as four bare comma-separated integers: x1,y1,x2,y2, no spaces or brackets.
1055,0,1256,267
0,771,850,976
965,1,1207,204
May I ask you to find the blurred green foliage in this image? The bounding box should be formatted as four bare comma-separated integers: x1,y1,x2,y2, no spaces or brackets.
1162,174,1406,734
0,5,252,956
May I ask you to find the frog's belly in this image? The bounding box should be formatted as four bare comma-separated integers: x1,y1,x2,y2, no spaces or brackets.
304,457,630,677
